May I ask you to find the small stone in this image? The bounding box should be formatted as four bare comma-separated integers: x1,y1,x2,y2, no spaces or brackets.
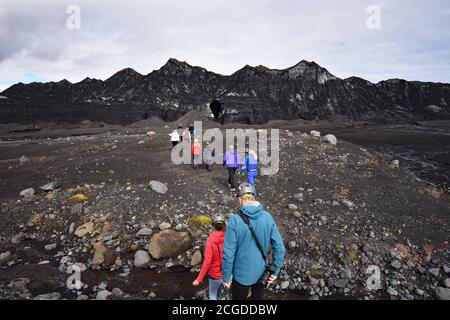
415,288,424,296
435,287,450,300
0,251,11,262
96,290,112,300
134,250,150,268
148,181,168,194
280,281,290,290
429,268,440,277
159,222,171,231
197,201,207,208
44,243,57,251
334,279,348,289
443,266,450,274
92,242,107,265
444,278,450,288
288,241,296,249
387,287,398,296
391,260,402,270
287,204,298,210
323,134,337,146
35,292,61,300
19,155,30,164
190,250,202,266
340,199,354,209
76,295,89,300
369,231,375,238
310,131,321,137
40,182,60,192
74,222,94,238
19,188,35,198
136,228,153,238
71,203,83,215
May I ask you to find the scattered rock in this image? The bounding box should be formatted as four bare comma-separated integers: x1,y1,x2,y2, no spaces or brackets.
44,243,57,251
40,182,60,192
323,134,337,146
148,230,190,260
429,268,440,277
190,250,202,266
334,279,348,289
387,287,398,297
280,281,290,290
19,188,35,198
287,204,298,210
92,242,107,265
435,287,450,300
35,292,61,300
134,250,150,268
0,251,11,262
288,241,296,249
310,131,321,137
444,279,450,288
391,260,402,270
159,222,171,231
136,228,153,238
74,222,94,238
148,181,168,194
71,203,84,215
96,290,112,300
19,155,30,164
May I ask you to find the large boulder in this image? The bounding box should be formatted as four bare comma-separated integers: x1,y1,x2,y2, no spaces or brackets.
148,230,190,260
148,181,168,194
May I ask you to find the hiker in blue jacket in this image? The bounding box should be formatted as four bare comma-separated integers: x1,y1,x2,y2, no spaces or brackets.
222,183,285,300
240,149,258,197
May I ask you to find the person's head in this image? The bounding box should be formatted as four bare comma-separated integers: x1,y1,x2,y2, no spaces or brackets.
178,124,183,129
205,141,210,146
194,138,199,143
212,214,226,231
228,144,234,151
237,182,256,206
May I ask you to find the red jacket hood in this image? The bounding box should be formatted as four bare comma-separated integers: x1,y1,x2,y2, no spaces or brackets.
209,231,224,244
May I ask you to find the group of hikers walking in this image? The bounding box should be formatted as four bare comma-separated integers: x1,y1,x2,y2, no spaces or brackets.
168,124,285,300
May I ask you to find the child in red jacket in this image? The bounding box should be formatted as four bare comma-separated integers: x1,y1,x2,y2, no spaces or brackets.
192,214,226,300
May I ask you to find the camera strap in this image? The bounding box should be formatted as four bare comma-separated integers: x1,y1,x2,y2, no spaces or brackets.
237,210,267,264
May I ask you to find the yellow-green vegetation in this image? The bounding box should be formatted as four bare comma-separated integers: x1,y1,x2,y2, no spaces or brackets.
68,194,88,202
187,215,212,229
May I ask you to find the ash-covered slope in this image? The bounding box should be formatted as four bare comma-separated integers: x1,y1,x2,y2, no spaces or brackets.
1,58,449,124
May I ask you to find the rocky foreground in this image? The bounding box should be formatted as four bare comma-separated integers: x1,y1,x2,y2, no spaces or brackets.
0,122,450,300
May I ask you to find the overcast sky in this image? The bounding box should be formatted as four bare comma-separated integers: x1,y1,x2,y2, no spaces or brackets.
1,0,449,91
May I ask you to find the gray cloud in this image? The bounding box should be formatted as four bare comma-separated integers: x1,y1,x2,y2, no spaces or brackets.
0,0,449,88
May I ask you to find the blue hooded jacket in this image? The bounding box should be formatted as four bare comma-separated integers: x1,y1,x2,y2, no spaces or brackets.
240,153,258,176
222,201,286,286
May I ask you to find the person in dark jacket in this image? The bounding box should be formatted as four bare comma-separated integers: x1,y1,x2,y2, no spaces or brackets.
222,183,285,300
193,215,226,300
223,145,240,191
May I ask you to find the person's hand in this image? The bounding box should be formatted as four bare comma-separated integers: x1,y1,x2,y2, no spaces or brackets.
267,275,277,285
223,281,232,289
192,280,200,286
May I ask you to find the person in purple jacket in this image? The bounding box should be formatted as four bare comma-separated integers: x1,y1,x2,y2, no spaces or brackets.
223,145,240,191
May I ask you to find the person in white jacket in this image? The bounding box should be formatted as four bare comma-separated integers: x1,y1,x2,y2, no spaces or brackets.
169,129,180,147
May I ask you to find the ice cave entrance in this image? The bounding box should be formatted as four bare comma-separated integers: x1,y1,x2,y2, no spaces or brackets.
209,100,222,119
